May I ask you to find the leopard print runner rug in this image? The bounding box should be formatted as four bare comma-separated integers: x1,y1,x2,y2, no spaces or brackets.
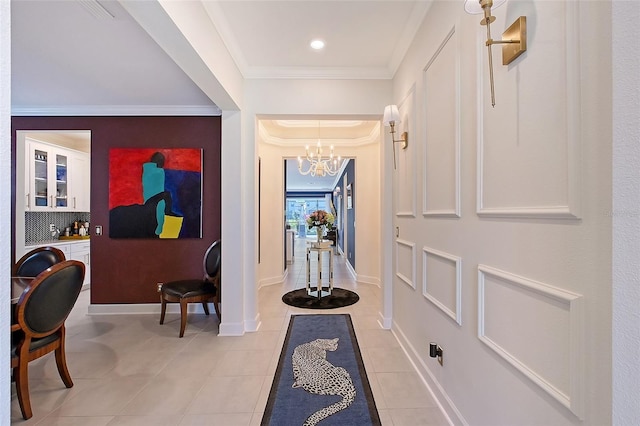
261,314,380,426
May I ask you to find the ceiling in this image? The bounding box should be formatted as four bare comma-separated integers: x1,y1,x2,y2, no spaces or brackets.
11,0,431,189
264,119,379,191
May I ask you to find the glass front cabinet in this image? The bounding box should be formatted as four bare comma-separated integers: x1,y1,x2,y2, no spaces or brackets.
26,139,87,211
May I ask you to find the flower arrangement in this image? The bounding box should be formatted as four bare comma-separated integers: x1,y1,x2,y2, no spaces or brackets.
306,209,334,229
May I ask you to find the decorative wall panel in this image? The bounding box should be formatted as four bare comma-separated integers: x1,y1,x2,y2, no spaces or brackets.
395,87,417,217
395,239,416,289
475,2,580,219
423,26,460,218
478,265,584,418
422,247,461,325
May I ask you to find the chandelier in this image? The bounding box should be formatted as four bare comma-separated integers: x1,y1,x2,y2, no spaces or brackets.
297,126,342,177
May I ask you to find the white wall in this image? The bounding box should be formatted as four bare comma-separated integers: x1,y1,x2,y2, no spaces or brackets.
612,0,640,423
389,1,612,424
1,1,11,423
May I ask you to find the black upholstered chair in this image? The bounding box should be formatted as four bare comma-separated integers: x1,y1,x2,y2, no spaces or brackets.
11,260,85,420
159,240,221,337
13,246,66,277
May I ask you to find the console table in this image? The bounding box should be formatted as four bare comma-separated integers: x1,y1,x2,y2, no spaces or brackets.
306,244,334,298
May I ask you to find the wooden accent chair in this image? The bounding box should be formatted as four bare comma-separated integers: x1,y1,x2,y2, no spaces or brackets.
159,240,221,337
11,260,85,420
13,246,66,277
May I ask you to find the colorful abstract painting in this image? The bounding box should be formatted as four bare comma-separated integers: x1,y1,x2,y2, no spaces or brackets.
109,148,202,239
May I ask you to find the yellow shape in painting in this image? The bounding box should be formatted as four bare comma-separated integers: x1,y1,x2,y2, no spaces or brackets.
160,215,183,239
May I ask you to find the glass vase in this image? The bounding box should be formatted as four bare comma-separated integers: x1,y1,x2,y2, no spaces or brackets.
316,226,323,243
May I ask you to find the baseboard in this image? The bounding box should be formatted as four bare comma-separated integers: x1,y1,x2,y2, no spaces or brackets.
377,311,392,329
357,274,380,287
259,269,288,289
245,311,261,332
219,320,246,336
88,303,187,315
86,302,247,336
344,259,357,280
391,320,467,426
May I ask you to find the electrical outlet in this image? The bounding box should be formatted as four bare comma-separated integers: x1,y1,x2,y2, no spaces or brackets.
157,283,163,292
430,342,444,366
49,223,56,232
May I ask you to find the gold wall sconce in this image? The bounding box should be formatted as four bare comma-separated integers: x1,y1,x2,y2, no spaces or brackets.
464,0,527,107
383,104,409,169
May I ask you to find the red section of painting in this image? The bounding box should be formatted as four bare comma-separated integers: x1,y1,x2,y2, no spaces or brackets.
109,148,201,210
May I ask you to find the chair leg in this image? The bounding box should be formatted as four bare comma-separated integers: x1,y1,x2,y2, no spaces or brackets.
212,297,221,322
14,361,32,420
179,299,188,338
202,302,210,315
54,333,73,388
159,295,167,325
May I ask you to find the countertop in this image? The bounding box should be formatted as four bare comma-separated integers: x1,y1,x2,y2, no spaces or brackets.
26,238,90,247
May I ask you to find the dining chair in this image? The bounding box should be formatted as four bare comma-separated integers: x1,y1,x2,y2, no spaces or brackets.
13,246,66,277
11,260,85,420
159,240,221,337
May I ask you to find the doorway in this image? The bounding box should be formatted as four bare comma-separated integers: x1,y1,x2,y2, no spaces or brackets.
15,130,91,283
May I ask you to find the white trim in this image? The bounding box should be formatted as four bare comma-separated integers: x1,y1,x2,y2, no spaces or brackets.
422,247,462,325
356,274,381,287
244,312,261,333
344,257,357,281
258,269,288,289
394,86,417,218
392,320,465,425
422,25,461,219
477,206,578,220
258,121,381,148
218,321,246,336
395,238,416,289
395,211,416,218
11,105,221,116
87,303,170,315
377,311,392,330
477,265,584,418
475,2,581,220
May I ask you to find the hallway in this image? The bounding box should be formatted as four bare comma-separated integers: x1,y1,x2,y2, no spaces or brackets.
11,236,447,425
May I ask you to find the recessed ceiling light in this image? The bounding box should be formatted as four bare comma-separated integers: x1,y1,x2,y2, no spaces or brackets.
310,39,325,50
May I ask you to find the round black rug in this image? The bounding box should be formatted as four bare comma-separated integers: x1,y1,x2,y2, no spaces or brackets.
282,288,359,309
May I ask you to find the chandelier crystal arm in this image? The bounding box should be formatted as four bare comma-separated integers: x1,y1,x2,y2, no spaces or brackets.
298,139,342,177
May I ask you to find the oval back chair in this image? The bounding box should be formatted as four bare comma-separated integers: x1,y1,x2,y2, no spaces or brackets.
13,246,66,277
159,240,221,337
11,260,85,420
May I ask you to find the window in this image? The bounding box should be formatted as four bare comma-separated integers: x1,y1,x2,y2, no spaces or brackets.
286,197,328,237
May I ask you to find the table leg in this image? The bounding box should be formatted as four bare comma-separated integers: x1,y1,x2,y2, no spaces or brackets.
329,249,333,294
306,248,311,293
317,249,322,298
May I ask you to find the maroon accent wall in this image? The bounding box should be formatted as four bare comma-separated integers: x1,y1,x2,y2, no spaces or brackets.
12,116,222,304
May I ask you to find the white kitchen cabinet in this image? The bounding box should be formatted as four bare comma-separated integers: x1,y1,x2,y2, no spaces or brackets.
25,138,90,212
69,241,91,285
26,140,69,210
70,152,90,211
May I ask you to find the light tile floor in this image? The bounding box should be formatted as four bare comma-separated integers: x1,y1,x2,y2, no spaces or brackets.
11,237,448,425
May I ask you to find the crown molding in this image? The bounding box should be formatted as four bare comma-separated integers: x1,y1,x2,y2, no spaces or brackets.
11,105,222,116
244,66,393,80
259,121,380,147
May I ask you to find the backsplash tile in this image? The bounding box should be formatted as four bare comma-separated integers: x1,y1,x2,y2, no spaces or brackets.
25,211,91,245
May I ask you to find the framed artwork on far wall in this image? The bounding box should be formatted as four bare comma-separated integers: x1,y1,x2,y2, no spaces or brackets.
347,183,353,209
108,148,203,239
